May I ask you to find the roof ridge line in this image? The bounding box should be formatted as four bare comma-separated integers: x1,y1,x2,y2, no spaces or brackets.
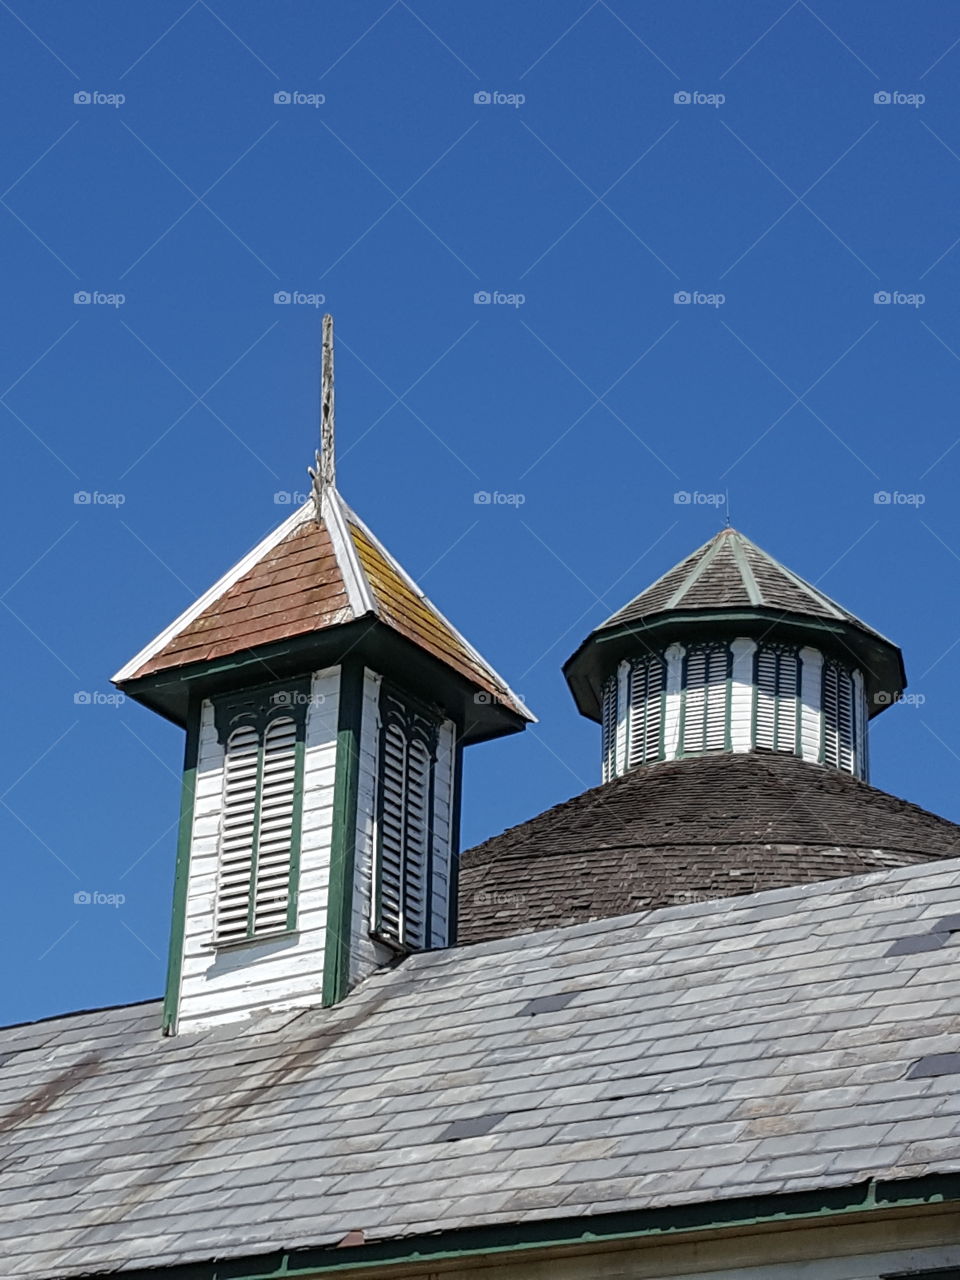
340,502,536,723
663,532,726,609
728,532,763,606
323,486,376,617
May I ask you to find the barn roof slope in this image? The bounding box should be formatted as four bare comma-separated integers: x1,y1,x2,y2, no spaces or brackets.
4,858,960,1278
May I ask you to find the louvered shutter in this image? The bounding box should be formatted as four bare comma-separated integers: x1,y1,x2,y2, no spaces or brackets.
376,701,436,951
252,716,297,934
682,647,729,754
755,647,799,754
601,675,617,781
823,662,855,772
378,722,406,943
214,725,260,943
628,658,664,766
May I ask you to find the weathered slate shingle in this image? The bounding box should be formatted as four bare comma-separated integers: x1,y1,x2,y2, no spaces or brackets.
3,859,960,1279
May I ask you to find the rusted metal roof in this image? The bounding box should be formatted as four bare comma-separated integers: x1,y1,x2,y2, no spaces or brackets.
115,491,529,720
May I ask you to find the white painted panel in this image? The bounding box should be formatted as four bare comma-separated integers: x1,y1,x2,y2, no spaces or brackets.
799,645,823,763
176,668,340,1033
729,636,756,753
614,660,630,775
350,668,384,983
430,718,456,947
663,643,684,760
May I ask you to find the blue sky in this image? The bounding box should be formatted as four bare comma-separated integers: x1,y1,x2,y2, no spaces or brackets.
3,0,960,1023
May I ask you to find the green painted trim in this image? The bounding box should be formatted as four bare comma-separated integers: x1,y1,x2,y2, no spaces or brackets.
162,701,201,1035
322,659,364,1007
116,1172,960,1279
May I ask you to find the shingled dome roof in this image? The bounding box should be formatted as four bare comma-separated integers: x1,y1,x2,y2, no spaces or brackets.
457,752,960,944
564,527,905,721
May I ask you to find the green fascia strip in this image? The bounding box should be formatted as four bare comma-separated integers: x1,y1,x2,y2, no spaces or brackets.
322,659,364,1007
117,1172,960,1280
162,702,200,1035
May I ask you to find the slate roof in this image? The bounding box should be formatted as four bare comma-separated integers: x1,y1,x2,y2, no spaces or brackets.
5,858,960,1279
458,753,960,943
112,488,530,722
598,527,891,641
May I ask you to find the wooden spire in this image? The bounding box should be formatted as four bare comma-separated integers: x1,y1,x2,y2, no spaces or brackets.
310,314,336,508
320,313,335,488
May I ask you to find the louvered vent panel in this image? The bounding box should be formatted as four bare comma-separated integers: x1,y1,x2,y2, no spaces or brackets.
683,647,728,754
601,675,617,781
378,723,407,944
823,662,855,772
402,739,431,950
755,648,799,754
252,717,297,935
628,658,664,767
214,725,260,944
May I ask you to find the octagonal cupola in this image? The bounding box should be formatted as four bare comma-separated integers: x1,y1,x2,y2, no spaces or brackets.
563,528,905,783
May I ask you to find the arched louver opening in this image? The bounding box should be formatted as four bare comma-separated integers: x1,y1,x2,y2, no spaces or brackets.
214,711,302,945
628,656,664,767
822,661,857,774
755,646,800,755
681,645,730,755
600,674,618,782
375,692,438,951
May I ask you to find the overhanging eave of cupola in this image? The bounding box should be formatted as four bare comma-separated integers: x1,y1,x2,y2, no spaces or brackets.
564,607,906,723
116,617,527,745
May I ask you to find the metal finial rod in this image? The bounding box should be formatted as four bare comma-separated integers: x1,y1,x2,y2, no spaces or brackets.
320,313,335,489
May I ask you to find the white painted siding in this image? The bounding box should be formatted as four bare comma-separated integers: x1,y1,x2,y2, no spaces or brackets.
663,642,684,760
799,645,823,763
176,668,340,1033
614,660,630,776
729,636,756,753
351,668,392,983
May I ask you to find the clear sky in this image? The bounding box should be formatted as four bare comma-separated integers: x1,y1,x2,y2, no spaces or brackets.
2,0,959,1024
